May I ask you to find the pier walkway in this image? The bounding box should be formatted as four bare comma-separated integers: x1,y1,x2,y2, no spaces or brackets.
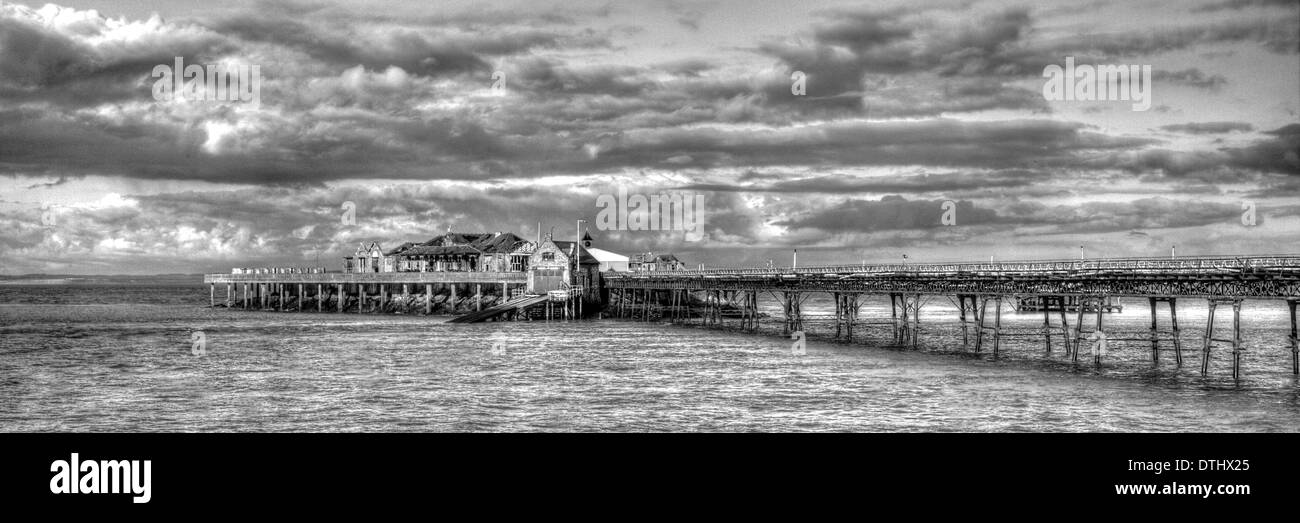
603,255,1300,379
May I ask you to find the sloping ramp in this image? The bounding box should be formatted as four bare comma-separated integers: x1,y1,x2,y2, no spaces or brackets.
448,295,549,323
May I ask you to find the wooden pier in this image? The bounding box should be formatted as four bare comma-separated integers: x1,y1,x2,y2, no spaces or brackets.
204,271,527,315
603,255,1300,380
205,254,1300,381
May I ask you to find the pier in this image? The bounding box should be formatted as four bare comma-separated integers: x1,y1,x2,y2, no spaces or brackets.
602,255,1300,380
205,254,1300,381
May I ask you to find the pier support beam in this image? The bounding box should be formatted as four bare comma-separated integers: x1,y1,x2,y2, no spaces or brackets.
834,293,860,341
1146,297,1182,365
1201,298,1245,379
1289,299,1299,375
781,291,803,334
317,284,323,312
1033,296,1072,356
227,283,233,308
209,284,215,307
1072,297,1107,364
890,293,922,346
426,284,433,315
992,296,1003,356
957,295,977,350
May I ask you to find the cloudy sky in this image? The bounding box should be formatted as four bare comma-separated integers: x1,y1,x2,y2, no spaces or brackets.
1,0,1297,274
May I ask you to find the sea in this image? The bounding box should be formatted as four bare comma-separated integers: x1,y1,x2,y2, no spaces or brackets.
2,281,1299,432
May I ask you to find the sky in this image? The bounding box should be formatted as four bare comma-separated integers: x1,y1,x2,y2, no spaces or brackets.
0,0,1297,275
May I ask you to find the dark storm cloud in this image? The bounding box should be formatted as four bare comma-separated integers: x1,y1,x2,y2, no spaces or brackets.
593,119,1153,172
754,3,1296,116
772,195,1249,238
1194,0,1300,12
1160,122,1254,134
1090,124,1300,177
774,196,998,232
1154,68,1229,91
205,14,609,78
679,170,1042,194
0,8,234,107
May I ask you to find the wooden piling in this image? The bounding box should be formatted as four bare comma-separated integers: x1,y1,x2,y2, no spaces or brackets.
1056,297,1071,359
1200,299,1243,377
992,296,1003,356
1289,299,1299,374
1042,297,1052,353
1149,297,1159,363
1232,300,1242,380
1170,298,1182,365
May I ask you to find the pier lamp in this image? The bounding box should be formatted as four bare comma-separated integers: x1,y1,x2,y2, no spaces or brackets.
575,219,586,287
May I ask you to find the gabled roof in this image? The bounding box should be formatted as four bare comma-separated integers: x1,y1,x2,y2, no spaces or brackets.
356,231,537,258
551,241,600,265
384,242,415,256
398,244,482,256
475,232,525,254
419,232,492,247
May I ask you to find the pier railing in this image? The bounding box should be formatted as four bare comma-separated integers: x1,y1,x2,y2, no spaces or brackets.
607,255,1300,278
205,271,527,284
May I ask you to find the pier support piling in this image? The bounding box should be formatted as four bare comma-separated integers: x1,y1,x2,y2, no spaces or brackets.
1201,298,1245,378
995,296,1004,356
1289,299,1299,375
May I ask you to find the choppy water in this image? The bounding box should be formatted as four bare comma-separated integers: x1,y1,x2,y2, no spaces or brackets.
2,284,1299,432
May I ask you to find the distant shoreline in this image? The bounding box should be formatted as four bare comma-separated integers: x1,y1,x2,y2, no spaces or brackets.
0,275,204,286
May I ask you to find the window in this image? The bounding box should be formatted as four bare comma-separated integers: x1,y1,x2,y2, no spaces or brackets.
542,252,555,261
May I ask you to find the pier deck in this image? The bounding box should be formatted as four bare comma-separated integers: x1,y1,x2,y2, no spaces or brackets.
603,255,1300,380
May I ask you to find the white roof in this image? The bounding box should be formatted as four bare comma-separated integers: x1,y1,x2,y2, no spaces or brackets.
584,247,628,262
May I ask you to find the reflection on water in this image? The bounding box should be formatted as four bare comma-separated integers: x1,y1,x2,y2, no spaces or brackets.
1,285,1299,432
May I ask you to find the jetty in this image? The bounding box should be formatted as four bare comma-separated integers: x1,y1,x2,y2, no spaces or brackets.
205,242,1300,380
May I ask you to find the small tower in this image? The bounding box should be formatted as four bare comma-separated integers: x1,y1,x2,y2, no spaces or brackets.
582,231,593,248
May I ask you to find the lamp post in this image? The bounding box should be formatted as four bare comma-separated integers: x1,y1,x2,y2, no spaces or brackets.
574,219,586,287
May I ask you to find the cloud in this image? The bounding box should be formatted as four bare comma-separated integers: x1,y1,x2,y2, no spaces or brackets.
1154,68,1229,91
1159,121,1254,134
0,0,1296,273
